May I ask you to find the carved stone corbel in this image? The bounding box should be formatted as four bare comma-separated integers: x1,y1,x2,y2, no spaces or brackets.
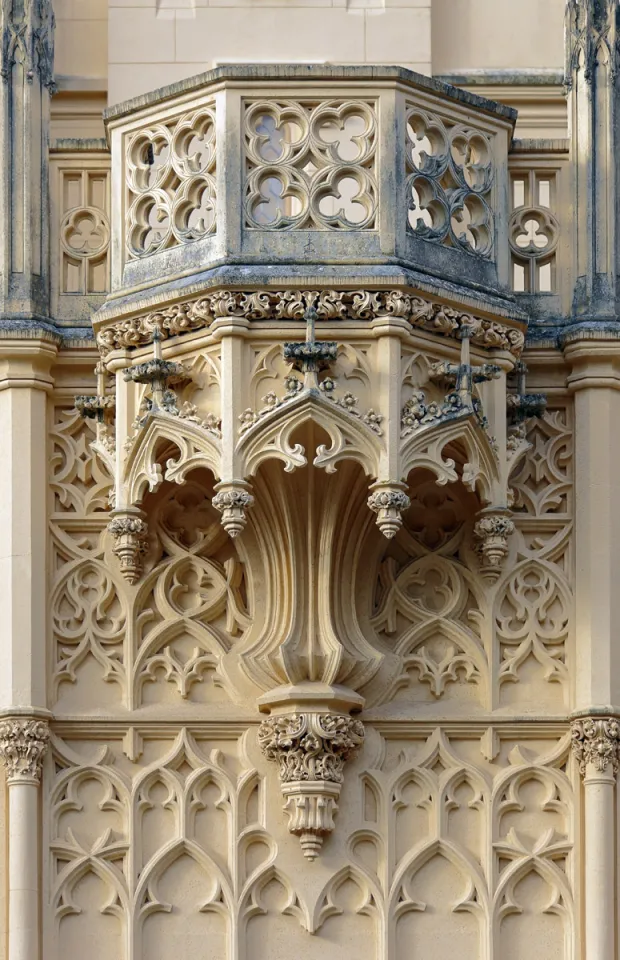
367,481,411,539
473,511,515,580
571,717,620,777
0,718,50,785
257,684,364,860
212,481,254,538
108,508,149,584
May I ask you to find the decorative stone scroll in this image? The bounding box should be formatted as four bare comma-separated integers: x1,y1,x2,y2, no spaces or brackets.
96,288,525,357
571,717,620,776
258,711,364,860
0,718,50,784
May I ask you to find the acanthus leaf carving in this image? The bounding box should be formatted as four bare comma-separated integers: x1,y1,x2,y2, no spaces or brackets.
367,481,411,539
108,509,149,584
571,717,620,776
212,481,255,538
258,710,364,861
0,718,50,783
473,513,515,579
96,288,525,359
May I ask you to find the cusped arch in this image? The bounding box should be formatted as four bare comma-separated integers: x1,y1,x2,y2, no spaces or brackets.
401,415,501,504
124,412,221,504
132,615,230,704
386,617,487,701
135,837,232,921
238,391,382,477
493,856,573,928
389,837,489,916
52,854,129,923
311,863,383,934
240,863,310,930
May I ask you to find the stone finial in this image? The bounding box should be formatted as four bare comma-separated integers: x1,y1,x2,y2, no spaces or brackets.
0,718,50,784
571,717,620,777
258,711,364,860
283,304,337,389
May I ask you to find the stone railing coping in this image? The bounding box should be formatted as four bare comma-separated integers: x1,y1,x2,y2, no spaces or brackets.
103,63,518,126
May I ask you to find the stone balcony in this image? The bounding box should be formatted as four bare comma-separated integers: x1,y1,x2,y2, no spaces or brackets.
98,65,520,336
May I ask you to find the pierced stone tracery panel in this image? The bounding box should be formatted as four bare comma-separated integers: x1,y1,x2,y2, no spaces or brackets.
125,105,217,259
406,106,495,259
244,99,378,230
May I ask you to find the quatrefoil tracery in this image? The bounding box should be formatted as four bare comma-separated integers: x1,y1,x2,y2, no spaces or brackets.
405,108,495,259
125,107,217,259
244,98,378,231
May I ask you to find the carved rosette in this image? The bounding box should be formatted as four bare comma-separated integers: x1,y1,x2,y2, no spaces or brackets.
367,482,411,539
571,717,620,777
0,718,50,785
108,509,149,584
473,513,515,579
212,481,254,538
258,712,365,860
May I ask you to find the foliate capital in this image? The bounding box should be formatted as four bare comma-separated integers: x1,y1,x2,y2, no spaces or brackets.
258,712,364,860
571,716,620,777
0,718,50,784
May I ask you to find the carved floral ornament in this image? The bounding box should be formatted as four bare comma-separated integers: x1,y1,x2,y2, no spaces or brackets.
571,717,620,776
258,712,365,860
95,288,525,358
0,718,50,784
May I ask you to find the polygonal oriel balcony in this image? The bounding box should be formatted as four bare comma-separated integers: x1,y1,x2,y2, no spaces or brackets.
87,66,537,859
97,64,521,332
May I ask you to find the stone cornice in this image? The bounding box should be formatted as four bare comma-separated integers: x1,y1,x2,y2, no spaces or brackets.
104,64,518,127
95,289,526,359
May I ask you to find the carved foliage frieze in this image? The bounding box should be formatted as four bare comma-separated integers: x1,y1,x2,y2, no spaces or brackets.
96,288,525,357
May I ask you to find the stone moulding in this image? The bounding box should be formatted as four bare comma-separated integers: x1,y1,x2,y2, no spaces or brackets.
95,288,525,358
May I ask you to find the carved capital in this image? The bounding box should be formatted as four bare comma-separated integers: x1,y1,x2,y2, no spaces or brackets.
473,513,514,579
0,718,50,784
212,481,254,538
108,509,149,584
367,481,411,539
571,717,620,777
258,712,364,860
